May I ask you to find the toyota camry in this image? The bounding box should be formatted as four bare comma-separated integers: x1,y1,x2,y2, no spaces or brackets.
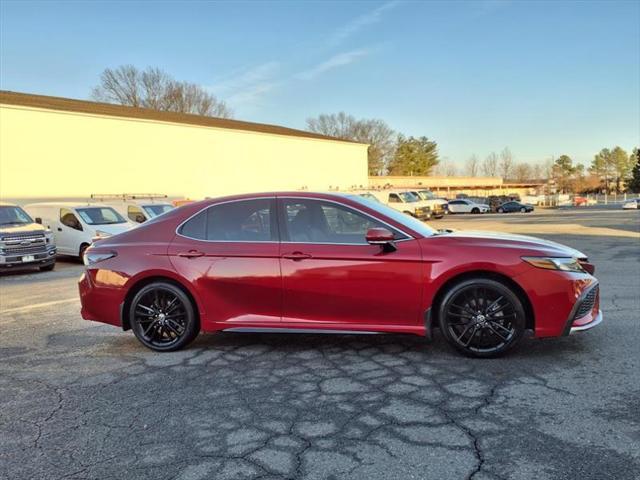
79,192,602,357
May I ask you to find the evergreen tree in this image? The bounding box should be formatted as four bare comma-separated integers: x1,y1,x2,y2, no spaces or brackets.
387,135,439,176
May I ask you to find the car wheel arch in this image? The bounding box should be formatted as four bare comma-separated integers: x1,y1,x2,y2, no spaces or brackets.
121,275,201,332
429,270,535,332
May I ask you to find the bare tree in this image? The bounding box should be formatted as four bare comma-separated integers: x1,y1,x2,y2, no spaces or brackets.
531,163,545,181
466,154,480,177
307,112,395,175
92,65,232,118
512,163,532,182
499,147,514,180
482,152,499,177
434,159,457,177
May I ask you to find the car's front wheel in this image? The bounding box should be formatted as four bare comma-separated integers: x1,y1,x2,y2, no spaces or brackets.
520,207,527,213
471,207,480,214
130,282,199,352
438,278,526,358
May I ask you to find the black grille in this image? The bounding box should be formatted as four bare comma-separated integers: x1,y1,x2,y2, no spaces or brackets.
574,286,598,319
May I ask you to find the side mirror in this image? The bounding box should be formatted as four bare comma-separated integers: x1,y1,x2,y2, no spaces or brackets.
35,217,42,224
366,227,396,252
135,215,146,223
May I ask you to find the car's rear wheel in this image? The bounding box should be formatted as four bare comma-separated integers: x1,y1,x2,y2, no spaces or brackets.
130,282,199,352
438,278,526,358
497,207,504,213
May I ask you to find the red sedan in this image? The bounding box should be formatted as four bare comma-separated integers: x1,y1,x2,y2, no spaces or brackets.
79,192,602,357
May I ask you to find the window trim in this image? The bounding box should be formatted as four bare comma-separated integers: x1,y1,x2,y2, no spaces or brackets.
175,196,415,245
278,196,413,245
176,197,279,243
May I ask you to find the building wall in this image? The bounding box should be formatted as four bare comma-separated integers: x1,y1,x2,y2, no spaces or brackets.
0,104,368,199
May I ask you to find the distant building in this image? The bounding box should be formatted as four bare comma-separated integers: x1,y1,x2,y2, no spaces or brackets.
368,175,544,198
0,91,369,199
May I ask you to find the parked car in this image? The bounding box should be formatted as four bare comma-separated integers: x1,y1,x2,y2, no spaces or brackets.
409,190,446,218
25,202,135,259
447,199,490,214
0,202,56,272
496,201,535,213
91,194,174,224
368,190,433,220
79,191,602,358
622,198,640,210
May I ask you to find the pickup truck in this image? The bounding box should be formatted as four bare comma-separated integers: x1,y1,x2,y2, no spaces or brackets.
0,202,56,272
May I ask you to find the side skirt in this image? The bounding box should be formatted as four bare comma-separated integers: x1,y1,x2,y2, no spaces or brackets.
222,327,382,335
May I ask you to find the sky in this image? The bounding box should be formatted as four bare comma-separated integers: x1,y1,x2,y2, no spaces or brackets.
1,0,639,169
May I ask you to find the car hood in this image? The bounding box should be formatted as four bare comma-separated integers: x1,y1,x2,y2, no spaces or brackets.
0,222,46,235
93,223,136,235
442,230,587,258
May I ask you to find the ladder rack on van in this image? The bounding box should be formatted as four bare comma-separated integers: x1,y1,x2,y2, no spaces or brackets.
90,194,168,202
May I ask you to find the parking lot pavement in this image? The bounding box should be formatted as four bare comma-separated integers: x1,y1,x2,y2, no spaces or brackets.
1,210,639,480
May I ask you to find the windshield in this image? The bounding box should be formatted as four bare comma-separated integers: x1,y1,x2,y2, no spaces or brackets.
0,206,34,225
399,192,419,202
143,204,174,218
76,207,127,225
347,195,436,237
418,190,435,200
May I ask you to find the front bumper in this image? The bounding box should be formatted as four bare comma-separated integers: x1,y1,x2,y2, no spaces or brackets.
0,248,56,269
570,310,603,334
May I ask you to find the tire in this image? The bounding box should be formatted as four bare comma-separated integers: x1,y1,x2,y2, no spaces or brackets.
497,207,504,213
520,207,526,213
471,207,480,214
79,243,90,261
438,278,526,358
129,282,199,352
40,263,55,272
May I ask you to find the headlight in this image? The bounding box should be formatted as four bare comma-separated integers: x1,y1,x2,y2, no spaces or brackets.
522,256,585,273
83,251,117,266
95,230,112,238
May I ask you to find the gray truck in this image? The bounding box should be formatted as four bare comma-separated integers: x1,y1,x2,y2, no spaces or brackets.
0,202,56,272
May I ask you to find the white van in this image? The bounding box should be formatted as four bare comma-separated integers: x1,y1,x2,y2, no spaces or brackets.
24,202,135,258
91,194,174,224
367,190,433,220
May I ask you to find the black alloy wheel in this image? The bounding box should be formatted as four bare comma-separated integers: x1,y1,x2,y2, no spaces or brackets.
130,282,199,352
471,207,480,214
438,278,526,358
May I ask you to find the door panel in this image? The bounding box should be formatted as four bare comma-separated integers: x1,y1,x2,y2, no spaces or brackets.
278,198,423,328
168,198,282,327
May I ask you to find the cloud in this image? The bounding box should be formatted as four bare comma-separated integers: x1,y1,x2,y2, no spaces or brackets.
295,49,371,81
329,0,400,47
207,61,280,105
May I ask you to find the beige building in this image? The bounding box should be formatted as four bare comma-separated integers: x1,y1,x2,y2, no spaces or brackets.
368,175,543,198
0,91,368,200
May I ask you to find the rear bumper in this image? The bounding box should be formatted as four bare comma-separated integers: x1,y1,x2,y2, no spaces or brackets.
78,270,124,327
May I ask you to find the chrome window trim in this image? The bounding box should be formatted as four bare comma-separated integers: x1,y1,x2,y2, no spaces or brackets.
175,195,416,244
175,196,278,243
278,196,414,244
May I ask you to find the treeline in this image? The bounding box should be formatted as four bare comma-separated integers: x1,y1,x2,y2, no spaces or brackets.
546,147,640,194
307,113,438,176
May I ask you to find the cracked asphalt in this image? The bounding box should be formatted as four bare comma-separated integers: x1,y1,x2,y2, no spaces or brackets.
1,209,639,480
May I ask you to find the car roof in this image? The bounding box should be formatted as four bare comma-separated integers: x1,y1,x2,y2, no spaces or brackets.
24,201,112,208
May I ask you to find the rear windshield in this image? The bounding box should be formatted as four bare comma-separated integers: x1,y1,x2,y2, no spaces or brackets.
143,204,174,218
76,207,127,225
0,206,33,226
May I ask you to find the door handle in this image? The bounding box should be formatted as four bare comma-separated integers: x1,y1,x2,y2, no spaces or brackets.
57,227,62,232
177,250,205,258
282,251,312,260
